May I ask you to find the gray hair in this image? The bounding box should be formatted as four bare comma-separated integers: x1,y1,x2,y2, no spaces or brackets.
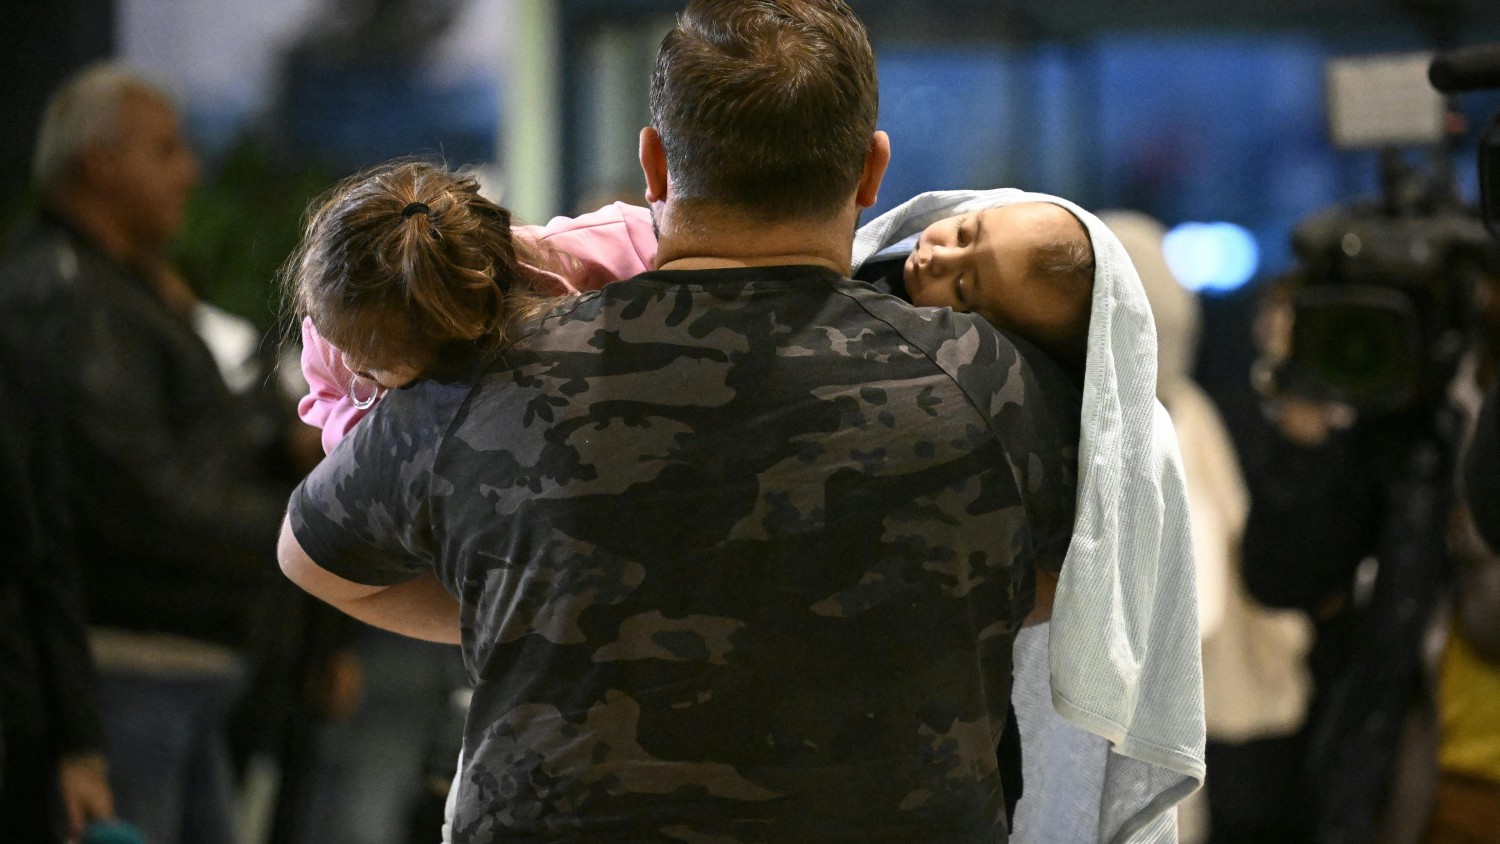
32,62,177,195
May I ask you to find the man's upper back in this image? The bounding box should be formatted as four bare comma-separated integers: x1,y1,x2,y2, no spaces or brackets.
292,265,1080,841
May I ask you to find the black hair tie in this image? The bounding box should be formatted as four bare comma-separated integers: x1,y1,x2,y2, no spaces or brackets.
401,202,431,219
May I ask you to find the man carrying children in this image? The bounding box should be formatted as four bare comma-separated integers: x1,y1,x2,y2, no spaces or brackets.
279,0,1083,839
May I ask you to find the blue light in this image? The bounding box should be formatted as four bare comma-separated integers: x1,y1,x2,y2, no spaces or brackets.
1161,222,1260,294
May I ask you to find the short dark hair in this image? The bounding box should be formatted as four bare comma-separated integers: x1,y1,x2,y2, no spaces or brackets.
649,0,878,221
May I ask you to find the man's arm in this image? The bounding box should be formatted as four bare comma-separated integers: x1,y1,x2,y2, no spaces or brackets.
29,564,116,834
1001,331,1082,630
277,516,460,645
1023,569,1058,627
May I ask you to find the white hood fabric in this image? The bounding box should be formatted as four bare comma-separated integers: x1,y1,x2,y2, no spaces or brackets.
1100,210,1312,745
853,190,1206,844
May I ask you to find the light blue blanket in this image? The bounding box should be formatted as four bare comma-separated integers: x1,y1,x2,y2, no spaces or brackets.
853,190,1206,844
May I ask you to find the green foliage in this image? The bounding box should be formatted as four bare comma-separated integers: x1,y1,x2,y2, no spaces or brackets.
174,141,337,333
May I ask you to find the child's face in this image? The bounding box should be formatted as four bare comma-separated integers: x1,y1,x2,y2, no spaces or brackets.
909,206,1059,320
903,207,1028,321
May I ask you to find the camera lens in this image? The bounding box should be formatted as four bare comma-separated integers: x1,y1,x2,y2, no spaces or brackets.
1285,286,1423,412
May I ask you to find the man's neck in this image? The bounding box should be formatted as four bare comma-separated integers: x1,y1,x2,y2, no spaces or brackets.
652,203,856,276
656,253,846,274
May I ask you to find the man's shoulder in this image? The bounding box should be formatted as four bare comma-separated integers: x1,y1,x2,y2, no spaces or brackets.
0,219,131,309
841,286,1060,386
0,224,71,298
310,375,475,497
374,376,477,434
848,291,1082,454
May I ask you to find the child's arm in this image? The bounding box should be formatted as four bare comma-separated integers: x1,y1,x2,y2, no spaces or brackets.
518,202,658,293
298,317,369,455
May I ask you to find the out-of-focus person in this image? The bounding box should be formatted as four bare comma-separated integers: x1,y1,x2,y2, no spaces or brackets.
0,363,114,841
1461,272,1500,553
1427,262,1500,843
1100,211,1314,844
1241,235,1500,843
0,62,290,844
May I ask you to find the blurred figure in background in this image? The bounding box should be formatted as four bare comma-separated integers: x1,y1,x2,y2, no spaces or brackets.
1101,211,1315,843
0,63,292,844
0,359,115,840
1427,262,1500,843
1464,370,1500,553
1240,236,1499,842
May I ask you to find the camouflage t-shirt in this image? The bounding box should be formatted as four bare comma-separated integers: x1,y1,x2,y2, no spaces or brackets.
289,264,1080,843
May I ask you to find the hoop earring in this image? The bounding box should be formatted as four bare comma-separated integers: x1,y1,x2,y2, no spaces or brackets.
349,374,384,410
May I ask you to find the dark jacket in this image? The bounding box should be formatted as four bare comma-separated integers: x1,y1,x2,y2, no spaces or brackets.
0,358,104,821
0,213,288,649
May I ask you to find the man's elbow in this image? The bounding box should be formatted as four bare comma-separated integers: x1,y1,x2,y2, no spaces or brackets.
277,515,382,608
277,515,319,593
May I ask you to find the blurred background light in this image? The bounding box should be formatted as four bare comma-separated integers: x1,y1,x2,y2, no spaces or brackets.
1163,221,1262,294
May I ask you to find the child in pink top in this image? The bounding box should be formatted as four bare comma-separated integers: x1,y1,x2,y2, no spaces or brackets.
295,166,656,454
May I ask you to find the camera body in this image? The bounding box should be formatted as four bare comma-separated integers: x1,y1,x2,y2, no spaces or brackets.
1275,195,1490,414
1267,49,1498,416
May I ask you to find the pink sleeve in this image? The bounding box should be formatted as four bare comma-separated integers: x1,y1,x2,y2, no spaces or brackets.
515,202,658,294
297,317,375,455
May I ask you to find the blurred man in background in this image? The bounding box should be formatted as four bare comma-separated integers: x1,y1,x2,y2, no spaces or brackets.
0,356,114,840
0,63,292,844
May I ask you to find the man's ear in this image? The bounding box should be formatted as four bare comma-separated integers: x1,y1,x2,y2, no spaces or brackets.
855,131,891,210
639,127,669,204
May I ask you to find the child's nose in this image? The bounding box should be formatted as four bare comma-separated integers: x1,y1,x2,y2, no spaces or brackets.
925,248,952,278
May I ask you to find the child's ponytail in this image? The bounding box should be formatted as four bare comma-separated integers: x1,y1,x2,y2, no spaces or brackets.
285,159,552,377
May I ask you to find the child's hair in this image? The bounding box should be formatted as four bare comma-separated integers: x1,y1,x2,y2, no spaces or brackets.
1030,221,1096,300
1026,212,1096,368
284,159,555,375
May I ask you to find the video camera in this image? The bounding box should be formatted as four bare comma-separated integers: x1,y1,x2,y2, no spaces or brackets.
1269,50,1500,416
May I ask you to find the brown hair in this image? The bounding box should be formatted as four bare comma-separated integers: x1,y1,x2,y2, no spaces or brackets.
1022,210,1096,370
284,159,556,376
648,0,878,221
1031,229,1096,290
